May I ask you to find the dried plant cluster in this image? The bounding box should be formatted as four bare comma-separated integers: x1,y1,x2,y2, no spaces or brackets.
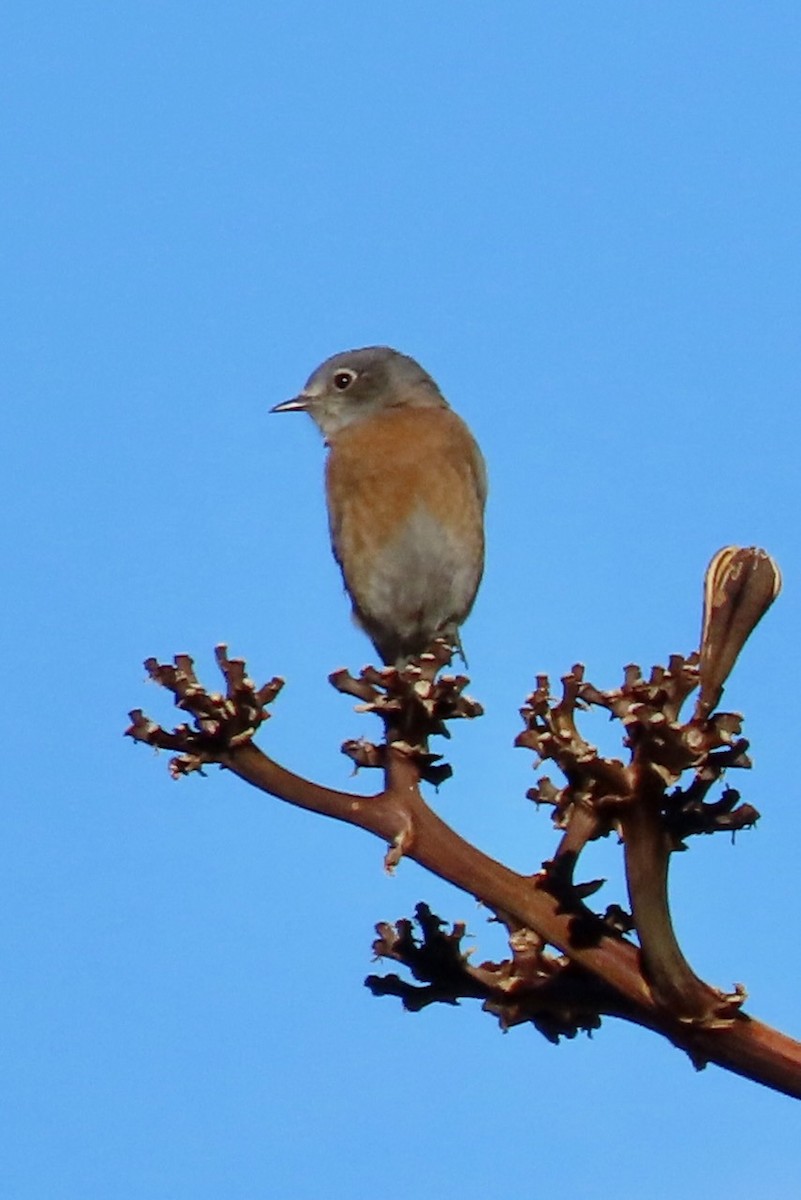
127,547,801,1099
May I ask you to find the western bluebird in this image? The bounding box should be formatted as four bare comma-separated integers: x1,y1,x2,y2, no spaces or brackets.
272,346,486,667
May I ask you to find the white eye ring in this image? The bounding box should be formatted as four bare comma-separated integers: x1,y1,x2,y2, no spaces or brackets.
333,369,357,391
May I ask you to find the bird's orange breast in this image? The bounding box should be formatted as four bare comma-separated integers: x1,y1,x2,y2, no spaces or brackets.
325,404,485,566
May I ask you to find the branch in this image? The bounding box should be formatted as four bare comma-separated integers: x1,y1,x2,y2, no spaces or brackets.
126,548,801,1099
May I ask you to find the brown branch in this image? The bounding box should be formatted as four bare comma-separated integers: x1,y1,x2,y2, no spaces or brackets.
129,686,801,1097
216,739,801,1095
126,547,799,1097
618,772,738,1024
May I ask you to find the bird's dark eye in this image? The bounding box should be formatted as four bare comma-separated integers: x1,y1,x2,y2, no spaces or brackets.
333,370,356,390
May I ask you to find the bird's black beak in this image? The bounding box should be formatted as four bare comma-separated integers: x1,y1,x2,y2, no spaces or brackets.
270,394,310,414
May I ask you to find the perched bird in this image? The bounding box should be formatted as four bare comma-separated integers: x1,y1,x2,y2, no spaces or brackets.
272,346,486,667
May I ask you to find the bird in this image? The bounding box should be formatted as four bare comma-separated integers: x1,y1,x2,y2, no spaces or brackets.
272,346,486,667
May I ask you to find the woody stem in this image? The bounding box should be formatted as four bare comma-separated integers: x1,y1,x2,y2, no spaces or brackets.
619,770,724,1021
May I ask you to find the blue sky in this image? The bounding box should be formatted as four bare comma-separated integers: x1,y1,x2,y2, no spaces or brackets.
2,3,801,1196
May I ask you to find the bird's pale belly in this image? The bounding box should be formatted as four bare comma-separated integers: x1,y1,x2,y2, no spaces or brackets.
344,506,481,661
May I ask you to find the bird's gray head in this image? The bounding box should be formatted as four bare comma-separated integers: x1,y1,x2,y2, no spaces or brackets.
272,346,447,439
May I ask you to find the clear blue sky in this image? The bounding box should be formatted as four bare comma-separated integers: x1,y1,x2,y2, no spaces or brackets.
2,3,801,1196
